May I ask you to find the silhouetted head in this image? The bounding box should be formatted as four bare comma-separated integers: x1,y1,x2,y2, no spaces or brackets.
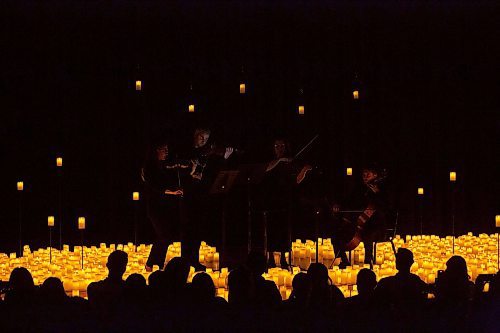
356,268,377,296
193,128,211,148
228,266,253,305
164,257,190,287
246,251,268,276
445,256,469,280
106,250,128,278
272,138,291,159
395,248,414,273
9,267,35,291
40,277,66,304
291,272,311,301
148,270,164,290
126,273,147,290
191,272,216,302
307,263,330,287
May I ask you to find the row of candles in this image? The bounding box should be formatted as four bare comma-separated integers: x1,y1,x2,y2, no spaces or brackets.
133,79,360,115
0,232,497,300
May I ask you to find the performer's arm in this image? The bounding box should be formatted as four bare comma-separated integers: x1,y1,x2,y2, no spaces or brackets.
266,157,292,172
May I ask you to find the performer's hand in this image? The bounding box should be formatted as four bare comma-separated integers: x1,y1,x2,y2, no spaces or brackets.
332,204,341,214
367,183,379,193
279,157,293,163
224,147,234,159
165,189,184,196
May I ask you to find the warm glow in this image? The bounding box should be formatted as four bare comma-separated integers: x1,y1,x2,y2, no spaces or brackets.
450,171,457,182
132,192,140,201
298,105,305,115
239,83,246,94
496,215,500,228
135,80,142,91
17,181,24,191
418,187,424,195
48,216,55,227
346,168,353,176
188,104,195,113
353,90,359,100
78,217,85,230
56,157,63,167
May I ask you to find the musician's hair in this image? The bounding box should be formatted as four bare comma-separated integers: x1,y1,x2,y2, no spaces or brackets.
194,128,211,137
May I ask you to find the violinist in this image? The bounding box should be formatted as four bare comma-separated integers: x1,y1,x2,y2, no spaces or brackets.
182,127,235,271
143,139,186,271
331,163,390,268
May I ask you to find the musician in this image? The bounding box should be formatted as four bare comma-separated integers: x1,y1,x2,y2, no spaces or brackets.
332,163,389,268
182,128,234,270
143,140,186,271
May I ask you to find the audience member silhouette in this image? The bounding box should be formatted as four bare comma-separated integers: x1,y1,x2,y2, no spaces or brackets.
286,272,310,307
307,263,344,308
163,256,190,303
3,267,37,331
436,255,475,304
245,251,282,307
39,277,67,306
375,248,427,306
87,250,128,323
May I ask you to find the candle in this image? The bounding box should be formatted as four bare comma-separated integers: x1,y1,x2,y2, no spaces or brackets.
188,104,195,113
135,80,142,91
56,157,63,167
353,90,359,100
132,192,140,201
346,168,353,176
450,171,456,182
78,217,85,230
298,105,305,115
495,215,500,227
239,83,246,94
17,181,24,191
48,216,55,227
418,187,424,195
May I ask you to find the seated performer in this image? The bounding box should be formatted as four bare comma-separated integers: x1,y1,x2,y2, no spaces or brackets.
331,163,390,268
143,139,186,271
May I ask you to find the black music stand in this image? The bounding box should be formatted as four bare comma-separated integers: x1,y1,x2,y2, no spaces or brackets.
233,163,268,254
210,170,240,260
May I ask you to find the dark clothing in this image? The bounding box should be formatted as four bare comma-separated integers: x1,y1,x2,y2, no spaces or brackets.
374,272,427,306
334,182,391,264
143,160,185,267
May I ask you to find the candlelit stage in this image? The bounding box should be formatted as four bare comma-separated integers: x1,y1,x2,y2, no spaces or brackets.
1,232,498,300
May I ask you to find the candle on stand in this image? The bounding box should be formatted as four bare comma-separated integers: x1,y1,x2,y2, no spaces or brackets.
56,157,63,167
239,83,246,94
135,80,142,91
450,171,457,182
188,104,195,113
495,215,500,228
48,216,55,227
418,187,424,195
298,105,305,115
17,181,24,191
346,168,353,176
78,217,86,230
353,90,359,100
133,192,140,201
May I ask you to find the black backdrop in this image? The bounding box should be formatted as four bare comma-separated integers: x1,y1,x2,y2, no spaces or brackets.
1,1,498,252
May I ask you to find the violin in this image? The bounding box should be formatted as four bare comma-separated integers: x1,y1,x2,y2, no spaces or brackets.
198,143,243,158
163,159,192,170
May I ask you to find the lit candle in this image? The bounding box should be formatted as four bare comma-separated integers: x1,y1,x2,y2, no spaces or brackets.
450,171,456,182
188,104,195,113
56,157,63,167
496,215,500,228
353,90,359,100
346,168,353,176
48,216,55,227
17,181,24,191
132,192,140,201
298,105,305,115
135,80,142,91
418,187,424,195
78,217,85,230
239,83,246,94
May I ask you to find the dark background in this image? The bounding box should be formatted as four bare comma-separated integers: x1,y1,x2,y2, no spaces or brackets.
1,1,498,253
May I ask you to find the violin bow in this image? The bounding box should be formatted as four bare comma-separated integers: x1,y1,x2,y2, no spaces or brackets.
293,134,319,160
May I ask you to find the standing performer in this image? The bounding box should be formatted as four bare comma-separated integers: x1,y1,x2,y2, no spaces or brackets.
331,163,390,268
259,138,296,268
183,128,234,270
143,140,187,271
